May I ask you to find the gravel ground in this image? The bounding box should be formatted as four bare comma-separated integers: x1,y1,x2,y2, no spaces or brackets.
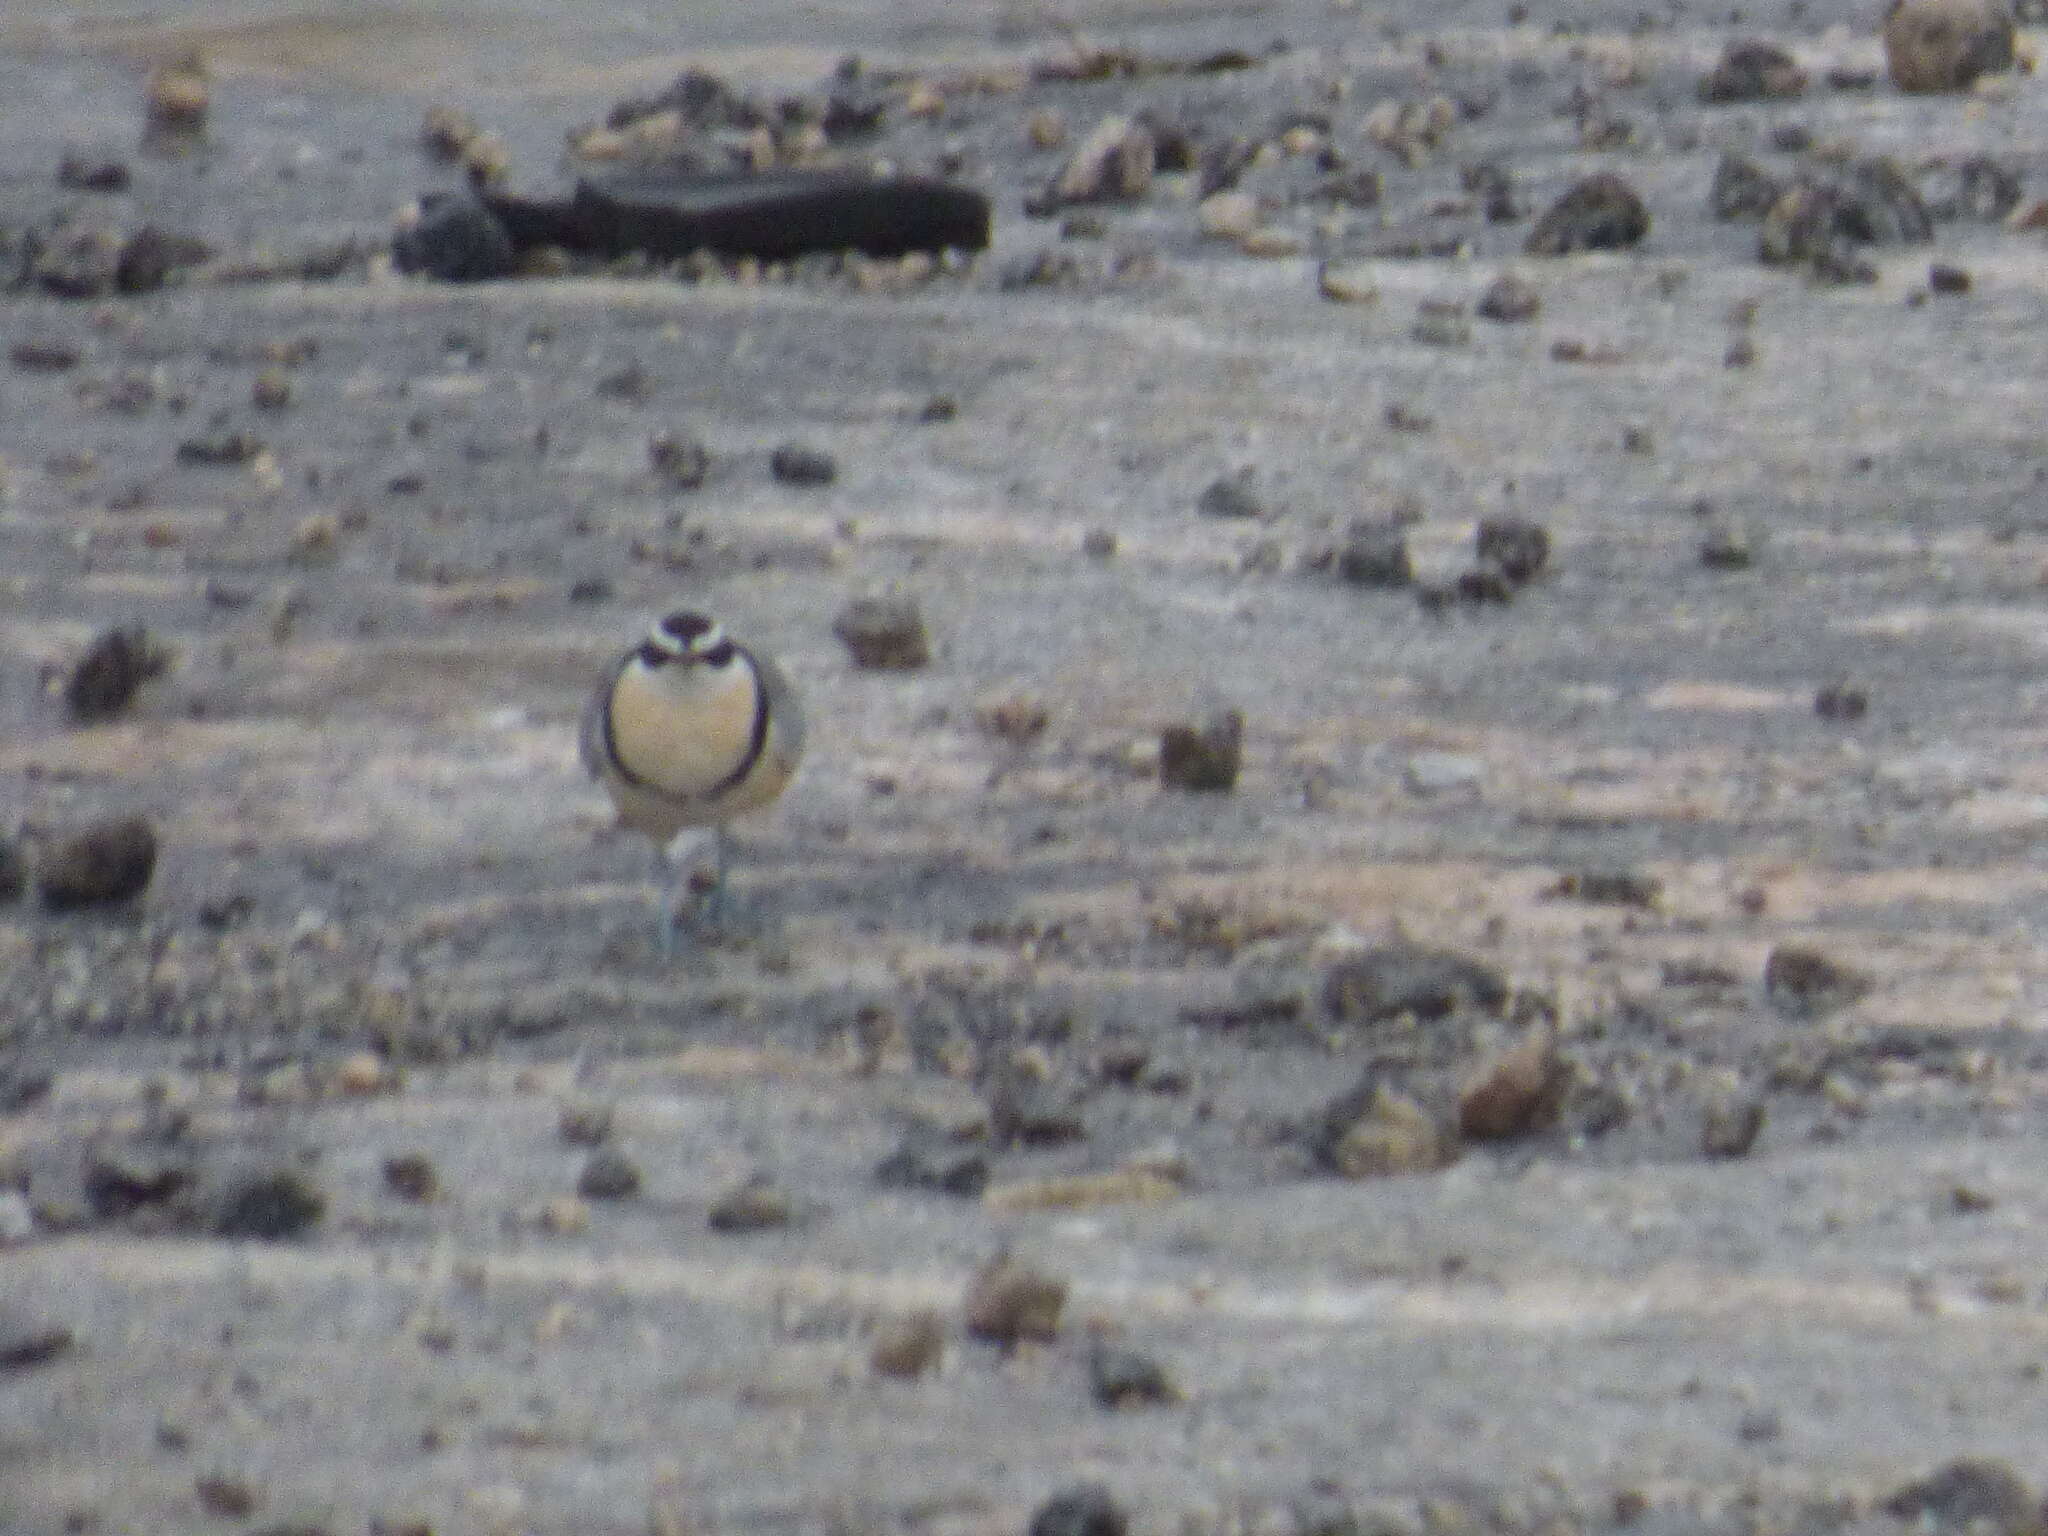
7,0,2048,1532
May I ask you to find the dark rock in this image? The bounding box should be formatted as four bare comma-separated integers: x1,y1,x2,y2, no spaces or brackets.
1760,161,1929,281
391,195,519,282
1710,154,1785,221
1454,566,1515,605
64,626,170,721
1700,519,1756,569
821,80,888,141
1918,155,2022,221
0,1061,51,1109
648,431,709,489
874,1135,990,1198
176,432,264,467
1334,522,1413,587
1462,160,1521,221
1318,166,1384,208
1885,0,2016,92
918,393,958,423
1323,943,1507,1023
1883,1459,2039,1535
558,1102,615,1146
833,596,930,670
83,1143,194,1219
213,1167,326,1240
1459,1032,1571,1141
381,1154,439,1202
1524,173,1649,255
115,225,174,294
1545,868,1659,906
1701,1095,1766,1159
1929,262,1971,294
10,338,80,372
486,172,990,262
707,1175,795,1232
1475,273,1540,322
0,1317,75,1372
770,442,837,486
1196,469,1262,519
1031,1485,1127,1536
38,816,157,910
1763,944,1870,1018
1475,517,1549,582
1698,39,1808,102
35,227,122,298
1088,1341,1175,1407
1159,710,1243,793
1291,1489,1362,1536
194,1476,259,1519
58,150,132,192
576,1149,642,1199
1315,1077,1457,1177
1815,680,1869,721
987,1072,1086,1149
596,359,652,402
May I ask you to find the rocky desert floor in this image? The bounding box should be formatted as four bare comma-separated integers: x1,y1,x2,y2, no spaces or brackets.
9,0,2048,1532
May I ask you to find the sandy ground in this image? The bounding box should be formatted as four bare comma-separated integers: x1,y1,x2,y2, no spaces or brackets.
8,0,2048,1531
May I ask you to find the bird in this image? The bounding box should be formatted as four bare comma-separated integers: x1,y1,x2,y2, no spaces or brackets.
581,609,805,949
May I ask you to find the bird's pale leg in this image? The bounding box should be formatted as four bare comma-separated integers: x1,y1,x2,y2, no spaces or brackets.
652,842,683,958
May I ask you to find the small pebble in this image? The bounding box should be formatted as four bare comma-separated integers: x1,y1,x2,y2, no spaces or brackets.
1031,1485,1128,1536
1929,262,1971,294
558,1102,615,1146
1763,944,1869,1018
1883,1459,2037,1531
577,1149,641,1200
1700,1094,1766,1158
1475,273,1540,322
833,596,930,670
869,1309,947,1378
193,1475,259,1520
64,626,169,721
1815,680,1868,721
0,1316,75,1371
251,369,292,410
1323,942,1507,1023
873,1135,990,1198
1159,709,1243,793
1884,0,2015,93
1196,469,1262,519
382,1153,439,1202
1334,523,1413,588
770,443,837,486
1699,520,1755,570
10,339,82,372
1524,173,1650,255
1088,1341,1176,1408
706,1175,793,1232
1458,1032,1570,1140
1475,517,1549,582
963,1253,1067,1347
212,1167,326,1240
38,815,157,909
